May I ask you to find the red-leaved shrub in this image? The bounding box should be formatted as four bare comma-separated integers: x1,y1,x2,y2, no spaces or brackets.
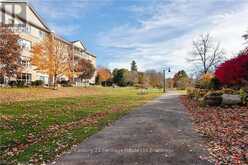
215,49,248,85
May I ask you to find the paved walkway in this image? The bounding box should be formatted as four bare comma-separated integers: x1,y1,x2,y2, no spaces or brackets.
54,91,211,165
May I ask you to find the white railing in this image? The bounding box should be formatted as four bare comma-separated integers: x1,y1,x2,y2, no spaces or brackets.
75,81,89,87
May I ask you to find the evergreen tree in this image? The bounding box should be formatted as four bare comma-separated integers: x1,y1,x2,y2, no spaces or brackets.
113,68,129,86
131,60,138,72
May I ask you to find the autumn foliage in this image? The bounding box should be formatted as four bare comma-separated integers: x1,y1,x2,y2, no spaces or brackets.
97,68,111,84
215,50,248,85
0,26,22,78
75,58,95,81
181,96,247,164
32,34,70,87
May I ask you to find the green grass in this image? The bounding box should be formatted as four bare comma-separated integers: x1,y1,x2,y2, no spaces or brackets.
0,87,162,164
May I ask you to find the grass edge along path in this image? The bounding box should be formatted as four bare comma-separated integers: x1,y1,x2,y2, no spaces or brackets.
0,88,162,164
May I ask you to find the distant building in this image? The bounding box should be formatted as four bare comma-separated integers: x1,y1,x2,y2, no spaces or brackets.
0,1,96,85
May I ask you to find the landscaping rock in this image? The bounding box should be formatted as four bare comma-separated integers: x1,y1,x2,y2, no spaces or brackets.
204,95,222,106
221,94,241,105
204,92,222,106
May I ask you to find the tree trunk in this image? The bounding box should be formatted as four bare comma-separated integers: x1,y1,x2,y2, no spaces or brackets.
53,75,57,90
48,75,53,87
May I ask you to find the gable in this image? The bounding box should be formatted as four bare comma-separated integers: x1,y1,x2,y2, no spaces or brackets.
73,41,86,51
26,4,50,31
0,2,50,31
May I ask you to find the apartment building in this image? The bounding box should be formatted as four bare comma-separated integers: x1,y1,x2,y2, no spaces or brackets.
0,1,96,84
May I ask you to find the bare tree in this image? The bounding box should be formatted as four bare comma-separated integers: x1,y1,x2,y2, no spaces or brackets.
242,31,248,41
188,33,224,74
242,31,248,47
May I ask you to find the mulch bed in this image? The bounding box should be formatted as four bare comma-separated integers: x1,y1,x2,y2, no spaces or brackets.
180,96,248,165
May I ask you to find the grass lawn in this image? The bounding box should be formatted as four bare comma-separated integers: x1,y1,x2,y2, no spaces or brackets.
0,87,162,164
0,87,101,104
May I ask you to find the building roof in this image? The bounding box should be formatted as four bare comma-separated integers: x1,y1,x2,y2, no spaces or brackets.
0,1,50,32
54,34,72,45
0,1,96,57
85,51,96,58
72,40,87,51
27,3,51,31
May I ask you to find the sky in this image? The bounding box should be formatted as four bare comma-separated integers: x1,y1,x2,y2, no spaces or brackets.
29,0,248,77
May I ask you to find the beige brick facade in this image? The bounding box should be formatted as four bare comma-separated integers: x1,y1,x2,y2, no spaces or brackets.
0,1,96,84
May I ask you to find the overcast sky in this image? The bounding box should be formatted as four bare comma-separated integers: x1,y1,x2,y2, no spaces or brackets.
30,0,248,76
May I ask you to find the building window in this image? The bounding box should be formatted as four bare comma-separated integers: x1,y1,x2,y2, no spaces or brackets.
8,18,14,25
17,73,32,83
39,30,45,38
27,25,31,33
21,59,30,67
39,76,45,81
39,76,48,84
18,39,32,50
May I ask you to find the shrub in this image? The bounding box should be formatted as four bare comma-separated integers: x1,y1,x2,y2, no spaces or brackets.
240,88,248,105
8,81,17,87
58,80,71,87
186,87,195,98
215,50,248,86
221,88,238,94
205,91,223,97
195,73,214,89
101,79,113,87
16,80,25,88
195,79,210,89
187,87,208,100
0,76,4,84
31,80,44,86
209,77,221,90
195,74,221,90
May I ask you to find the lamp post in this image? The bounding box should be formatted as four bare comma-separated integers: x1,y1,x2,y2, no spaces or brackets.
162,67,171,93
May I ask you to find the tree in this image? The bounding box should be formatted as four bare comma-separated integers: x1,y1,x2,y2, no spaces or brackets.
194,73,212,89
172,70,191,89
188,33,224,74
242,31,248,49
242,31,248,41
126,71,138,85
65,46,75,83
112,68,119,79
76,58,95,83
113,68,129,86
138,72,149,88
215,49,248,86
0,26,22,82
32,34,70,88
145,70,163,88
131,60,138,72
97,67,111,86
